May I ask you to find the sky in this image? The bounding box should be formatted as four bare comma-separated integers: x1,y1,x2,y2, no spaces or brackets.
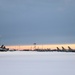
0,0,75,45
6,44,75,50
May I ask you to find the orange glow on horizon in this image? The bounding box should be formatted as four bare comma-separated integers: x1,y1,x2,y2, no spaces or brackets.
6,44,75,50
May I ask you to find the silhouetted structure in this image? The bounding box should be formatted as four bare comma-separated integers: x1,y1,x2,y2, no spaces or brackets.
33,43,36,50
56,47,60,50
67,46,75,52
33,46,75,52
56,47,61,51
62,46,66,51
0,45,9,51
68,46,72,50
1,45,6,49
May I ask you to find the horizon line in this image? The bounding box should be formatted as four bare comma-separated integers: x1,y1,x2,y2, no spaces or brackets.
6,43,75,50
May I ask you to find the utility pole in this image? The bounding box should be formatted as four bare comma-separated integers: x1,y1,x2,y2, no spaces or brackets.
33,43,36,50
0,35,2,46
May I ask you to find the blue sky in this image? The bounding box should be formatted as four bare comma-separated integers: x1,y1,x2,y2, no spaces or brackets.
0,0,75,45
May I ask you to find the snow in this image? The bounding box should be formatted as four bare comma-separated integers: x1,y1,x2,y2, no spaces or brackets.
0,51,75,75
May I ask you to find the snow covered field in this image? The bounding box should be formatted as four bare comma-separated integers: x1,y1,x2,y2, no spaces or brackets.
0,51,75,75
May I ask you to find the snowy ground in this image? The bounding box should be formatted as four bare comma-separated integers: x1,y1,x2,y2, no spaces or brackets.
0,51,75,75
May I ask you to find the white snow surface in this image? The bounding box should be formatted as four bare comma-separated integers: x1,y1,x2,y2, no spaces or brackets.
0,51,75,75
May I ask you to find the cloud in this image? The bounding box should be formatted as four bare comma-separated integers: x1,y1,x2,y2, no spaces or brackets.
0,0,75,45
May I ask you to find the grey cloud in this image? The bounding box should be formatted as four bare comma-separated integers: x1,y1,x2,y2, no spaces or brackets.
0,0,75,45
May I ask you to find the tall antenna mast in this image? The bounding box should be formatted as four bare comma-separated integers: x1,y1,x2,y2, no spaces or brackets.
0,35,2,45
33,43,36,50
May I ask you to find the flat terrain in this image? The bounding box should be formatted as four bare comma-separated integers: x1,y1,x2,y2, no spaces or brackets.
0,51,75,75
